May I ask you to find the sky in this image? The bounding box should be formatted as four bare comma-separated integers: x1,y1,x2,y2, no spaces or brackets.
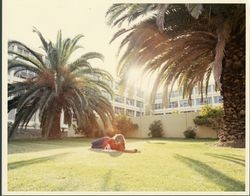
5,0,121,76
4,0,159,93
5,0,247,94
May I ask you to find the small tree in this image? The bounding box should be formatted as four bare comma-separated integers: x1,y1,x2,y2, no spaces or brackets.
113,114,138,136
193,104,224,131
148,120,164,138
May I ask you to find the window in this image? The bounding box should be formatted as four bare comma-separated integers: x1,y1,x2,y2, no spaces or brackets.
204,97,212,104
195,86,212,94
136,101,143,108
114,107,125,114
126,109,134,117
214,96,223,103
115,95,124,103
196,97,212,105
154,103,163,110
136,111,142,117
179,100,189,107
126,98,135,106
169,101,178,108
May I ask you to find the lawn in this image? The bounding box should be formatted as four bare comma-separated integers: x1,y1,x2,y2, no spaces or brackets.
7,138,245,192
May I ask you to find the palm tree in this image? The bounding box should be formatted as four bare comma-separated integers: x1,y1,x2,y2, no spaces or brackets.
8,28,114,139
106,4,245,147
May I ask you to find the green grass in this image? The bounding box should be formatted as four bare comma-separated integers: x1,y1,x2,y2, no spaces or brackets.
8,138,245,192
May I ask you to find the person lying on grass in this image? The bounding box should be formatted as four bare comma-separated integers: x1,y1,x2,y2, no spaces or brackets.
91,134,138,153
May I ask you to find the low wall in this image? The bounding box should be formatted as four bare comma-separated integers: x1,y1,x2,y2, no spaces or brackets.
129,112,217,139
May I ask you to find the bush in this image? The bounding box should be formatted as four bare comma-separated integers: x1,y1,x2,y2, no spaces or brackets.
193,104,224,131
148,120,164,138
184,127,196,139
112,114,138,136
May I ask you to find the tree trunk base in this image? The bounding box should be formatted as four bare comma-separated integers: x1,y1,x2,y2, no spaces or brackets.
217,139,245,148
48,132,62,140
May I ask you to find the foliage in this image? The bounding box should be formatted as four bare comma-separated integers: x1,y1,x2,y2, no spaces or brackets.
112,114,138,136
193,104,224,131
8,28,114,139
183,127,196,139
106,4,245,107
171,109,180,114
148,120,164,138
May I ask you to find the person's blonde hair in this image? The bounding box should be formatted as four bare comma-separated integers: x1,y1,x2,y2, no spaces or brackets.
113,134,126,148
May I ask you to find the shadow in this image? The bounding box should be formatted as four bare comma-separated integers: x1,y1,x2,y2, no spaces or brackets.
8,152,69,170
100,170,122,191
174,154,245,191
89,148,123,157
8,138,92,154
101,170,112,191
205,153,245,166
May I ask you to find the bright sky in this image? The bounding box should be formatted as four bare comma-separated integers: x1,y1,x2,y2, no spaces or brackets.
5,0,121,76
5,0,159,94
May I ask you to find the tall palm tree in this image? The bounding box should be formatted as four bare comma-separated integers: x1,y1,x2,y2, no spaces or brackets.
106,4,245,147
8,28,114,139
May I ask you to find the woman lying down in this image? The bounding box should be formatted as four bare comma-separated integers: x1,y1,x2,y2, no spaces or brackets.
91,134,139,153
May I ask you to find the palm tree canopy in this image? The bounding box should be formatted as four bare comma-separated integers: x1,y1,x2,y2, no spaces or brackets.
8,28,114,138
106,4,245,107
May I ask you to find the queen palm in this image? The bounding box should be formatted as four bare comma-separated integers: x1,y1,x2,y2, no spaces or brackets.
106,4,245,147
8,28,114,139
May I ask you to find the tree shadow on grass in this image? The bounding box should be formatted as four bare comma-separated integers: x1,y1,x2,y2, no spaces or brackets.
100,170,122,191
205,153,245,166
8,138,91,154
89,148,123,157
174,154,245,191
8,152,69,170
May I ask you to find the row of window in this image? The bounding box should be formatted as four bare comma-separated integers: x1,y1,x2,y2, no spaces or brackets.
114,95,144,108
114,107,144,117
156,85,218,99
154,96,223,110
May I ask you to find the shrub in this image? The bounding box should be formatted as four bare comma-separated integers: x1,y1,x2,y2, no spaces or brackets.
112,114,138,136
193,104,224,131
184,127,196,139
148,120,164,138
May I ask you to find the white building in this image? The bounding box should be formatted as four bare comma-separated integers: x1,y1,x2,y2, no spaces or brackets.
152,82,223,115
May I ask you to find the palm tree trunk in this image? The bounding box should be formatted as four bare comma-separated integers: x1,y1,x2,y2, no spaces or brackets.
48,111,62,139
218,37,245,148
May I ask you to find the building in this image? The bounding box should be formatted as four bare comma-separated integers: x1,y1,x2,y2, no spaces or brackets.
8,41,223,132
152,81,223,115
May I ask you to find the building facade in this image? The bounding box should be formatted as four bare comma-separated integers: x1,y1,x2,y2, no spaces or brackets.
152,82,223,115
